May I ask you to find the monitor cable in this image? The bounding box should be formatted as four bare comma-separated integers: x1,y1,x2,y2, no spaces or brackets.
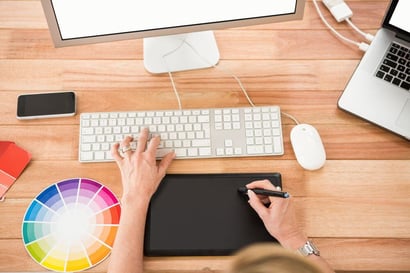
162,37,300,125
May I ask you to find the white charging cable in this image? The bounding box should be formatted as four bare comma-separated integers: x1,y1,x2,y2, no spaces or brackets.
322,0,374,42
345,18,374,42
312,0,371,52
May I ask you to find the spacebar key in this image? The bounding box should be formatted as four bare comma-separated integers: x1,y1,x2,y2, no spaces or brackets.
155,148,176,158
156,148,189,158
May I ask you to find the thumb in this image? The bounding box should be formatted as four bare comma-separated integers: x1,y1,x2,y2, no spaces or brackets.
247,190,269,220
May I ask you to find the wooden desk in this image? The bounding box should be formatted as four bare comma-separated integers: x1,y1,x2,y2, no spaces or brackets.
1,0,409,272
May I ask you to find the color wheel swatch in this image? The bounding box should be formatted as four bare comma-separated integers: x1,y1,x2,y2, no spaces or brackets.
22,178,121,272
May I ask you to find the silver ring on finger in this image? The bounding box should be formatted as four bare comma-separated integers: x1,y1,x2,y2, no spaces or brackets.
120,145,132,153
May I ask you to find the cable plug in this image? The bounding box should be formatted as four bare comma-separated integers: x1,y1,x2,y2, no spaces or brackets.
365,33,375,42
358,42,370,52
323,0,353,22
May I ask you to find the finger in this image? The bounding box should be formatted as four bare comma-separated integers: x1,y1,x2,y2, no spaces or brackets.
120,135,133,150
158,151,176,176
111,142,123,163
147,134,160,155
136,128,149,153
247,190,269,219
246,179,276,191
121,135,133,145
120,136,134,156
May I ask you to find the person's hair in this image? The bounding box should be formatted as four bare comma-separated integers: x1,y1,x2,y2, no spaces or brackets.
227,243,323,273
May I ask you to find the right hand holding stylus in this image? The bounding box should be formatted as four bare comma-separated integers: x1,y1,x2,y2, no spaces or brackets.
246,179,307,250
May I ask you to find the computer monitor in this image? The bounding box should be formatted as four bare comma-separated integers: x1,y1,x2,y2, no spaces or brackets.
40,0,305,73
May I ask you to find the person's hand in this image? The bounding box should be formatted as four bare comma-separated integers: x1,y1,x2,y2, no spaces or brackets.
111,128,175,203
246,179,307,250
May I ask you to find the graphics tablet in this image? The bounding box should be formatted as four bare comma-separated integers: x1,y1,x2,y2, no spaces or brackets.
144,173,282,256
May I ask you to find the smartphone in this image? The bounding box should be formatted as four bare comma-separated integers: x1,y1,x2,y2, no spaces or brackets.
17,91,76,119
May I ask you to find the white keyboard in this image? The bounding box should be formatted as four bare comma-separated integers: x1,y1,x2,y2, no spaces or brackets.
79,106,284,162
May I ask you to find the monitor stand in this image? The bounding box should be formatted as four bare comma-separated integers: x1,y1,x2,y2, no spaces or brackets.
143,31,220,74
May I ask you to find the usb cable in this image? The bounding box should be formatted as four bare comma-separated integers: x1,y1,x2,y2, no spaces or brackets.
312,0,373,52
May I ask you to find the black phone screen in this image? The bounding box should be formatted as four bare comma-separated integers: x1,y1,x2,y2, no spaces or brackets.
17,92,76,118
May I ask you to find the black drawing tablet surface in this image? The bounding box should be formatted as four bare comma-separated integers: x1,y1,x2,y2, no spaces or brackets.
144,173,281,256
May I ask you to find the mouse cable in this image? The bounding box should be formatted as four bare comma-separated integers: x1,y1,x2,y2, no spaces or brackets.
312,0,370,52
163,37,300,125
281,111,300,125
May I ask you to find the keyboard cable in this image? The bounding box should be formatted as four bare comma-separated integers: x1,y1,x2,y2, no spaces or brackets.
162,37,300,125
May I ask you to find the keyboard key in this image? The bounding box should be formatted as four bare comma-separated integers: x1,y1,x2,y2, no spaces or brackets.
398,73,406,80
376,71,385,79
392,78,401,86
383,59,397,69
247,145,264,154
391,42,400,49
199,148,212,156
398,50,406,58
386,53,398,61
379,65,390,73
398,65,405,72
80,152,94,161
400,81,410,90
384,74,393,82
391,69,398,76
389,47,398,54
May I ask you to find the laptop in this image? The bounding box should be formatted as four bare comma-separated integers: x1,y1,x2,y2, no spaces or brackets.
338,0,410,140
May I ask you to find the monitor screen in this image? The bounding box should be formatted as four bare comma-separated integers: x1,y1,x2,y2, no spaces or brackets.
41,0,305,72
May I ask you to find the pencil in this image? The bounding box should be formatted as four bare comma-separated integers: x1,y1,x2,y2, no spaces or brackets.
237,186,290,198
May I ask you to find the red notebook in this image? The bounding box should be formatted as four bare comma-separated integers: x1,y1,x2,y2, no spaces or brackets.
0,141,31,199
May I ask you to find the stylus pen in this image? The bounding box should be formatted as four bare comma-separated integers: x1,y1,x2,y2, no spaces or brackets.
238,187,290,199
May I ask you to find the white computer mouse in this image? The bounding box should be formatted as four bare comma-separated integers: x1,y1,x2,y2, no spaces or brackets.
290,124,326,171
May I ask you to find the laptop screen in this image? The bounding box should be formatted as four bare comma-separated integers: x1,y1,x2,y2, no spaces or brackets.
383,0,410,39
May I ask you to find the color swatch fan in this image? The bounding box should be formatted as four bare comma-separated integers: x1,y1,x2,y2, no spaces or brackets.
22,178,121,272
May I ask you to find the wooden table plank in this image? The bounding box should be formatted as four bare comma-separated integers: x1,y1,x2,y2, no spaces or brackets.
0,59,360,91
0,29,369,60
